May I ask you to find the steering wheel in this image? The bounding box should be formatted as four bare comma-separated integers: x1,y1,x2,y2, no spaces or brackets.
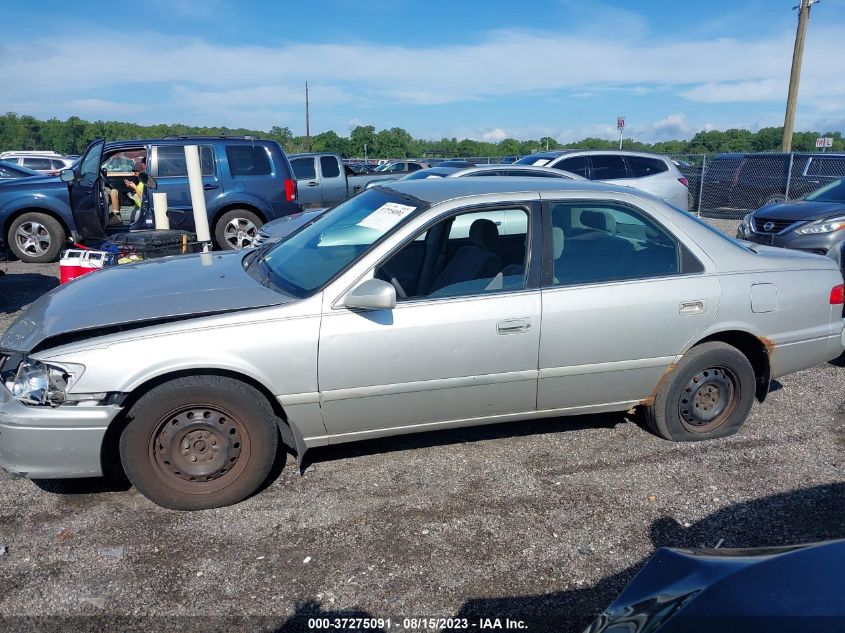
379,263,408,300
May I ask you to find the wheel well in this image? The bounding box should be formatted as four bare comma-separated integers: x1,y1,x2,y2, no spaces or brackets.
693,330,771,402
99,369,294,481
212,204,266,231
3,207,72,246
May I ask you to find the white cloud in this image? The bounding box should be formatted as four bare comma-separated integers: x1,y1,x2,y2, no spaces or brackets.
482,128,508,142
0,14,843,136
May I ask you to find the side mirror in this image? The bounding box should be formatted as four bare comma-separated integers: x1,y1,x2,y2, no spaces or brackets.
60,169,75,183
345,278,396,311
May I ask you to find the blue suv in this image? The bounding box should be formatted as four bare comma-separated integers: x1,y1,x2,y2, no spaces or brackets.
0,136,301,262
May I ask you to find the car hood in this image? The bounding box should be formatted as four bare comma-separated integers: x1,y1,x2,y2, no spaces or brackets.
0,173,64,190
753,200,845,222
261,208,326,240
586,540,845,632
1,251,294,353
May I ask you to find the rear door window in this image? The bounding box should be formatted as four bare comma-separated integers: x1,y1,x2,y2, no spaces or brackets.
588,155,629,180
805,157,845,178
22,158,52,170
554,156,588,177
291,157,317,180
320,156,341,178
225,145,270,176
625,156,668,178
157,145,214,177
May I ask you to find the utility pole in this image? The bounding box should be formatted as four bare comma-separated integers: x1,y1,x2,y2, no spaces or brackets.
305,81,312,152
781,0,817,152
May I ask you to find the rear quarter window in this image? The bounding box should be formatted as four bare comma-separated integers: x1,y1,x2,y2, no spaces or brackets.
626,156,668,178
226,145,272,176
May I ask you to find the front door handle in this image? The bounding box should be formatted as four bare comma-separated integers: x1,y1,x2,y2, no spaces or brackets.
203,184,219,190
679,300,705,316
497,318,531,334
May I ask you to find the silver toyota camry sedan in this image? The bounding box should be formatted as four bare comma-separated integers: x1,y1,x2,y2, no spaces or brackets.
2,179,844,509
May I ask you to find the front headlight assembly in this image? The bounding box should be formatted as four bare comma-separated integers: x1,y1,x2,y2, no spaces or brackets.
4,359,84,407
796,216,845,235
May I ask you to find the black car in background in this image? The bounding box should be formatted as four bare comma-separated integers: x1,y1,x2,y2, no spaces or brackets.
701,152,845,213
736,177,845,271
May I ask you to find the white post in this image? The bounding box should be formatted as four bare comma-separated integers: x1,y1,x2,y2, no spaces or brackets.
184,145,211,252
152,192,170,230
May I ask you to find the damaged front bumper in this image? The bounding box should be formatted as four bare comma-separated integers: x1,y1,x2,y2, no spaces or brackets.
0,382,121,479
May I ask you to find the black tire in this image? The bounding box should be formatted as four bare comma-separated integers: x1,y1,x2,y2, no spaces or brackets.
644,341,756,442
7,212,66,263
119,376,279,510
214,209,263,250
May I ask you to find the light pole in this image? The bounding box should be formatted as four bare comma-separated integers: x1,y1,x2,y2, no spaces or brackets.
781,0,819,152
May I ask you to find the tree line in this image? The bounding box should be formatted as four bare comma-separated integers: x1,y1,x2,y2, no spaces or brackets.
1,112,842,159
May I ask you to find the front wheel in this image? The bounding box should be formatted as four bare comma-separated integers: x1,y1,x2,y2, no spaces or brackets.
644,342,756,441
119,376,279,510
7,212,66,263
214,209,263,250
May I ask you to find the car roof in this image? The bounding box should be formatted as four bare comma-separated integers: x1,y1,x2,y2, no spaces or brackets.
452,164,586,179
106,138,274,149
381,176,642,206
522,149,672,160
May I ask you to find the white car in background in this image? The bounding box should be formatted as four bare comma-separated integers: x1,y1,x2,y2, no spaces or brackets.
0,151,75,175
516,150,690,211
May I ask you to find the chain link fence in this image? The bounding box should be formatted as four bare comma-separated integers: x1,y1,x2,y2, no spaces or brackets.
670,152,845,219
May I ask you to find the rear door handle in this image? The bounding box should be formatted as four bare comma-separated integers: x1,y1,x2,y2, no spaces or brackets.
679,300,706,316
202,184,219,190
497,318,531,334
306,181,319,187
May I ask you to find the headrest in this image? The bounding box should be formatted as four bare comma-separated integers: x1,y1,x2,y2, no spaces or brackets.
581,209,615,232
469,218,499,250
552,226,565,259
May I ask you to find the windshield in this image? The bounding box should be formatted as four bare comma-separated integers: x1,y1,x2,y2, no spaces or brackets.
257,188,426,297
805,178,845,203
402,168,452,180
514,155,559,166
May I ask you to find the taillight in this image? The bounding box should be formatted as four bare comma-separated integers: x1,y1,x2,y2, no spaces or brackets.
678,177,689,187
830,284,844,305
284,178,297,202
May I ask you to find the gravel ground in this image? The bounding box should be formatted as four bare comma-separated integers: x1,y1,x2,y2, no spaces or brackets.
1,219,844,633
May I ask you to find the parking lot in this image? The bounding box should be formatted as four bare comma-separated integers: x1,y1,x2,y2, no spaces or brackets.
1,218,844,633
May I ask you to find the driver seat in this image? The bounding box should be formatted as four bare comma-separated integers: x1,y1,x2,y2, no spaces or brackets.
428,219,503,293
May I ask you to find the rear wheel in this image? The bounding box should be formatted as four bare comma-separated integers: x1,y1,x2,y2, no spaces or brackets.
644,342,755,441
119,376,279,510
7,212,66,263
215,209,263,250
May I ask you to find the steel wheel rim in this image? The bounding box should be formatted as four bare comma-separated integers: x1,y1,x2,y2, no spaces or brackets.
223,217,258,249
14,221,51,256
678,366,739,433
148,405,251,494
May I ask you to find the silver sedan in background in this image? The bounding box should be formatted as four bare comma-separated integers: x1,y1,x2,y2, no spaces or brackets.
1,178,843,510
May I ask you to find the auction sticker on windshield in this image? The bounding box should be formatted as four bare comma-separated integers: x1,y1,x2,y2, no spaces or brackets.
357,202,416,232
